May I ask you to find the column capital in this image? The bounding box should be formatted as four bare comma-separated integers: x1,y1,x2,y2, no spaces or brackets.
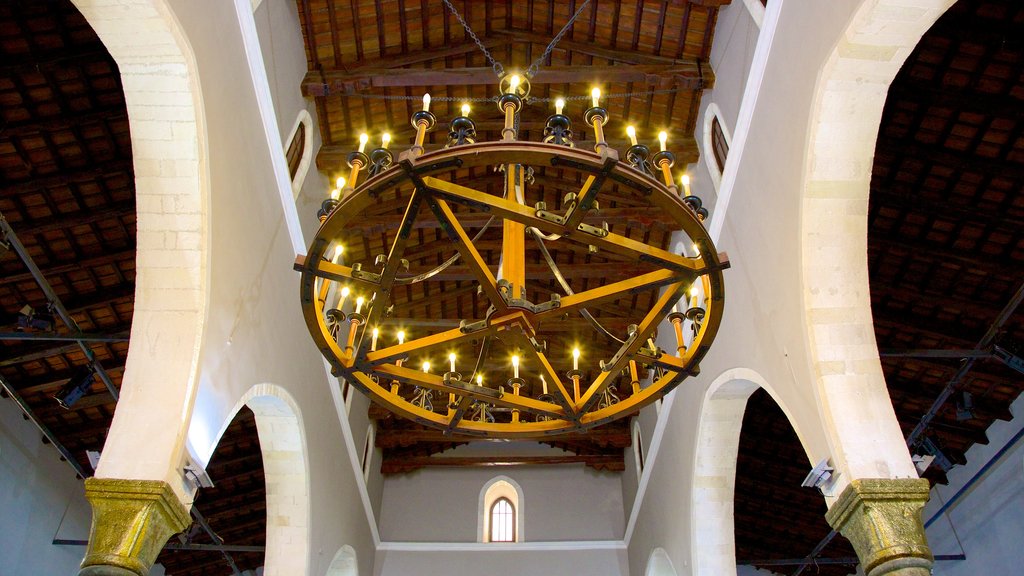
825,478,933,576
79,478,192,576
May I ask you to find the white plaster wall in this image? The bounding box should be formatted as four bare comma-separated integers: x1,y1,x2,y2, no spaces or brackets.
626,0,870,573
160,1,375,573
0,399,92,576
925,394,1024,575
251,0,331,245
379,466,625,542
374,547,628,576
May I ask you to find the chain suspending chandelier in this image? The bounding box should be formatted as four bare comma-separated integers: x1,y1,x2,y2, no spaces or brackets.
295,8,727,439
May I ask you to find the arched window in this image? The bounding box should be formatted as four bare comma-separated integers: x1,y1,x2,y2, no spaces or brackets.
284,109,314,198
479,476,524,542
702,103,733,191
489,497,515,542
632,420,646,477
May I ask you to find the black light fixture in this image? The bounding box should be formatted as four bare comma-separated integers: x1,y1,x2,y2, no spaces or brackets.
955,390,974,422
17,304,55,332
55,366,96,410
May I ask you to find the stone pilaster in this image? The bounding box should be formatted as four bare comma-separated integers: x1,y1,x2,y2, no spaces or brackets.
825,478,933,576
79,478,192,576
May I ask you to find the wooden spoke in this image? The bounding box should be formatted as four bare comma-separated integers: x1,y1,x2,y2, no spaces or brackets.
577,281,688,413
423,175,703,275
426,197,505,310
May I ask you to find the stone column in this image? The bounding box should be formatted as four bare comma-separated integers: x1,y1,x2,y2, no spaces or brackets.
79,478,192,576
825,478,933,576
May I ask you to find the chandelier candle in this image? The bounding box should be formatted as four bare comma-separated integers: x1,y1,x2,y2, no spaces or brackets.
585,87,609,155
411,97,437,157
653,131,676,189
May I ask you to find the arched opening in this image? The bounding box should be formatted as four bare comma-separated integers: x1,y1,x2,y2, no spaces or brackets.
702,102,732,191
69,0,210,501
478,475,525,543
690,369,826,576
284,108,313,198
155,407,266,575
188,384,310,576
325,544,358,576
645,547,679,576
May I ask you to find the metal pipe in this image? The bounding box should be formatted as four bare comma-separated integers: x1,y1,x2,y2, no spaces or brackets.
0,213,120,401
925,422,1024,529
0,373,86,478
52,539,265,553
0,331,129,343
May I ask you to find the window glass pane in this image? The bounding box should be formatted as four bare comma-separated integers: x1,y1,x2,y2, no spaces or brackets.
490,498,514,542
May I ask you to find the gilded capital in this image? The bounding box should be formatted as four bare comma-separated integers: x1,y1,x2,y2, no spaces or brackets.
825,478,933,576
79,478,192,576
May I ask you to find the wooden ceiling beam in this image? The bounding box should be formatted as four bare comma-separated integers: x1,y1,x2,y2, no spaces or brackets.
303,64,709,98
1,246,136,287
339,37,508,73
380,453,625,474
1,158,134,196
374,426,631,450
874,138,1024,182
494,29,706,68
2,200,136,237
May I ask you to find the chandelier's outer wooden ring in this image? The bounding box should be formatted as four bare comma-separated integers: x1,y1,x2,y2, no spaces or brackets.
297,141,727,439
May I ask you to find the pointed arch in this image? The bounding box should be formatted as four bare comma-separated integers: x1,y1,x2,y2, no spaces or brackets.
690,368,813,576
325,544,358,576
799,0,956,483
71,0,210,505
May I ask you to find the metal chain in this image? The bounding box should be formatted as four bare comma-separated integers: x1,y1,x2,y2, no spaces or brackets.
441,0,504,77
526,0,592,78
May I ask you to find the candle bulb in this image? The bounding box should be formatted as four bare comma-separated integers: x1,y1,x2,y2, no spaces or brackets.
397,330,405,345
689,283,700,308
448,352,456,374
591,87,601,108
371,327,379,351
338,286,350,308
476,374,483,386
355,296,365,314
381,132,391,150
555,98,565,115
681,173,691,197
331,245,343,264
658,131,668,152
627,125,638,146
358,133,368,153
540,374,548,395
509,74,521,94
422,93,431,112
511,355,520,379
422,361,430,373
572,348,580,371
461,103,471,118
330,188,340,201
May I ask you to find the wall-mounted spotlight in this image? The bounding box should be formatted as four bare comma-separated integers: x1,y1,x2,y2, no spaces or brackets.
55,366,96,409
801,458,839,495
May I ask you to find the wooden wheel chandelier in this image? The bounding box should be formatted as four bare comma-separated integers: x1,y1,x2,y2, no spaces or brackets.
295,74,729,439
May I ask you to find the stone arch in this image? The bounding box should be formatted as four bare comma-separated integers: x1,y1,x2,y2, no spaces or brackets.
646,547,679,576
799,0,955,484
477,475,525,543
70,0,210,504
689,368,812,576
216,383,311,576
325,544,358,576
